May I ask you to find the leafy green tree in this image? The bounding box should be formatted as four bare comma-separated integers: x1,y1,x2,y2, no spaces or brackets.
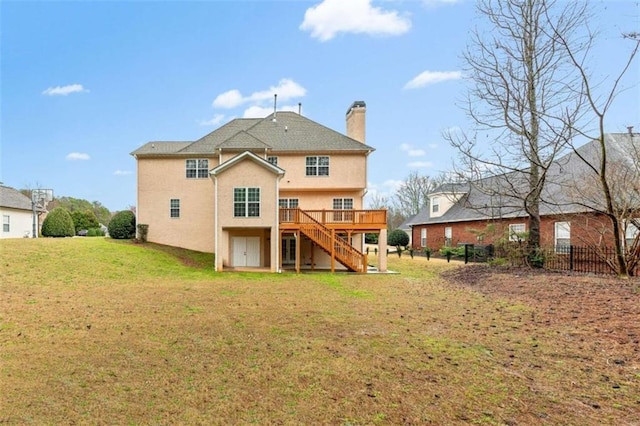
71,210,100,234
108,210,136,239
387,229,410,248
92,201,113,226
41,207,75,237
49,196,113,226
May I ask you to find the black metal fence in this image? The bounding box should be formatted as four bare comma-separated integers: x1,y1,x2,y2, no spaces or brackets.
411,243,637,276
491,244,638,276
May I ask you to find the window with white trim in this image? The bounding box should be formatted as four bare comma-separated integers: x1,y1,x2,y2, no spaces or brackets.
509,223,526,242
234,188,260,217
420,228,427,247
267,156,278,166
3,215,9,233
170,199,180,218
306,156,329,176
554,221,571,253
279,198,299,221
444,226,452,247
333,198,353,221
624,219,639,249
186,159,209,179
432,197,440,214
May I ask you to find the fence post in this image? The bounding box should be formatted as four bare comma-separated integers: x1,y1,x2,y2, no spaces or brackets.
569,245,574,271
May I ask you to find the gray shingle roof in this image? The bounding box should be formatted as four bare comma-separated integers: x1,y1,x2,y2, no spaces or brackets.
0,186,33,211
131,111,374,157
409,133,640,226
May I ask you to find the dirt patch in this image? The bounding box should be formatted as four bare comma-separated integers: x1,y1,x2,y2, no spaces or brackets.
443,264,640,366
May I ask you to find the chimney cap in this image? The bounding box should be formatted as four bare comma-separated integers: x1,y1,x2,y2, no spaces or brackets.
346,101,366,115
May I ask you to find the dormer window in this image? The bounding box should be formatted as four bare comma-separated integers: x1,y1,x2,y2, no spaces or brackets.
432,197,440,214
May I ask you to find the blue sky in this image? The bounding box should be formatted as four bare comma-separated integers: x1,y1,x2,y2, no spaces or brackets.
2,0,638,211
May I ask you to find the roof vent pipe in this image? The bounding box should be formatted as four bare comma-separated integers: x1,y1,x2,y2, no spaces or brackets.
628,126,634,135
272,94,277,122
298,102,302,115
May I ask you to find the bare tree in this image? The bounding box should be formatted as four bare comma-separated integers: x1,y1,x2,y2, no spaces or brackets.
446,0,589,260
393,171,444,218
549,24,640,277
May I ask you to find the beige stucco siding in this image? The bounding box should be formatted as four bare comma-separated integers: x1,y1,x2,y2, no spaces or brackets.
277,191,364,211
214,157,280,270
136,157,215,253
277,153,367,191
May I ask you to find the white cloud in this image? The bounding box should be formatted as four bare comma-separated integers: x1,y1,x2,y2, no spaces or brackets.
247,79,306,103
199,114,226,126
400,143,426,157
422,0,460,7
212,79,306,111
113,170,132,176
66,152,90,161
212,89,243,108
42,84,88,96
404,70,462,89
300,0,411,42
408,161,434,168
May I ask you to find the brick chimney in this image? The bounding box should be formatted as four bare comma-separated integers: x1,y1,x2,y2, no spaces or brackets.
346,101,366,143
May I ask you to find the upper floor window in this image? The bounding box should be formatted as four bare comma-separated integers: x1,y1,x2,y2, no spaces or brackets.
170,199,180,218
186,159,209,179
3,215,9,232
432,197,440,213
508,223,526,242
267,156,278,166
234,188,260,217
306,156,329,176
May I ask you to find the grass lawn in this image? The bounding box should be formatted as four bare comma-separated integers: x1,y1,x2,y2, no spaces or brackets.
1,238,638,425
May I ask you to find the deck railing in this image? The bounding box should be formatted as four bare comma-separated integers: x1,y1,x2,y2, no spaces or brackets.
279,208,387,227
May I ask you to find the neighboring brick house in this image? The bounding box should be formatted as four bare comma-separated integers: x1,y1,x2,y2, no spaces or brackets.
131,101,388,272
0,186,34,238
409,133,640,252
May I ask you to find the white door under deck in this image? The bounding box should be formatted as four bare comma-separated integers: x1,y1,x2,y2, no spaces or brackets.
232,236,260,267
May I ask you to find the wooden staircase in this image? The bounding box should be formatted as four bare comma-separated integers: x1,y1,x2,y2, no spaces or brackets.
297,209,367,272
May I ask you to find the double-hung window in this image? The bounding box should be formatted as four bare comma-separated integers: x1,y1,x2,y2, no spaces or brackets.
554,221,571,253
508,223,526,242
2,215,9,233
624,219,639,249
420,228,427,247
333,198,353,221
170,199,180,218
306,156,329,176
432,197,440,214
444,226,452,247
279,198,299,222
186,159,209,179
234,188,260,217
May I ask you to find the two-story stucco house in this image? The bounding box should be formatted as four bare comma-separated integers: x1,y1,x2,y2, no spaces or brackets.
131,101,388,273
